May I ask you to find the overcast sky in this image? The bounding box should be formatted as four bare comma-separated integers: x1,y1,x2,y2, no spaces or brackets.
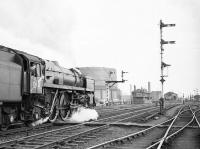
0,0,199,96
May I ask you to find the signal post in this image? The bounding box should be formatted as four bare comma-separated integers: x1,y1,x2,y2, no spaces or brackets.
105,71,127,105
159,20,175,113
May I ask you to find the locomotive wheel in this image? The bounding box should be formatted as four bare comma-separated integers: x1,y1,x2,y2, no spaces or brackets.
1,115,10,131
0,125,9,131
49,98,59,123
59,93,71,121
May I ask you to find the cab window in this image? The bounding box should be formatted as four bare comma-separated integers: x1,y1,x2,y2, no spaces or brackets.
30,63,41,77
36,64,41,77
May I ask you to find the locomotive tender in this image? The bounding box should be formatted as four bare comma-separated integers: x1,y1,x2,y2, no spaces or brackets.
0,45,95,129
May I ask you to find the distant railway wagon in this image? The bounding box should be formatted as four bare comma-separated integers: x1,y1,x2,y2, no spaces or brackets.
0,45,95,130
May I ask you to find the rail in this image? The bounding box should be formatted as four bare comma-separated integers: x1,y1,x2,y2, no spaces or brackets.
87,105,184,149
147,105,200,149
0,104,164,148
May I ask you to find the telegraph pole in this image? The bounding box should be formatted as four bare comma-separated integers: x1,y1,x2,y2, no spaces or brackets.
105,71,127,105
160,20,175,113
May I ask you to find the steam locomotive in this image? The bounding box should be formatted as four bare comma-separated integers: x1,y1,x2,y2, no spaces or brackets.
0,45,95,130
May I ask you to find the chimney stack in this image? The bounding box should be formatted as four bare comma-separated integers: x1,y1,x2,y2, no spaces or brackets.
148,82,151,93
134,85,136,91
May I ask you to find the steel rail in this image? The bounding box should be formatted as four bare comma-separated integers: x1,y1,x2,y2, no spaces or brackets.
95,106,157,122
0,103,177,138
0,105,151,136
163,106,199,142
97,104,177,123
0,105,161,148
0,104,155,136
156,105,188,149
193,109,200,127
95,103,152,110
33,106,166,149
87,105,184,149
155,105,197,149
145,106,196,149
87,117,175,149
115,104,176,123
105,108,159,123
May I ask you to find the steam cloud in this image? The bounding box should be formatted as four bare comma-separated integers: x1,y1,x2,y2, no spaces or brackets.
69,107,99,123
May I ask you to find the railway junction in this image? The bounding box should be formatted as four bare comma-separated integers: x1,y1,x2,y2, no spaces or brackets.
0,1,199,149
0,102,199,149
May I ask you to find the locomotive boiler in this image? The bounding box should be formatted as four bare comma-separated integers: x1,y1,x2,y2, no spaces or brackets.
0,45,95,130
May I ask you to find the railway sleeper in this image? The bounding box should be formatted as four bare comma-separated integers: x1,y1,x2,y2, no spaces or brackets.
144,113,159,121
105,147,130,149
18,144,40,148
30,139,53,143
53,134,70,138
21,141,44,146
80,137,94,141
42,138,60,141
0,146,16,149
53,145,73,149
83,135,97,139
45,136,68,139
72,139,85,143
92,134,106,138
57,141,78,147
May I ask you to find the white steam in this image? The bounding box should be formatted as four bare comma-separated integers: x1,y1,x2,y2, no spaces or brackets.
69,107,99,123
31,117,49,127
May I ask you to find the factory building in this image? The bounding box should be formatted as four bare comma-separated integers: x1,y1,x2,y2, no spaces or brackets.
131,82,162,104
77,67,121,105
131,82,151,104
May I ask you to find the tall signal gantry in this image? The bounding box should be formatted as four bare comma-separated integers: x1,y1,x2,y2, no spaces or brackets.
160,20,175,113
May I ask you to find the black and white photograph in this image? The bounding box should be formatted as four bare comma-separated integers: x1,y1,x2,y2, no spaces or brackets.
0,0,199,149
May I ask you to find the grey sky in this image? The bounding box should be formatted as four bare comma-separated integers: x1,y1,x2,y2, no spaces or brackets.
0,0,199,96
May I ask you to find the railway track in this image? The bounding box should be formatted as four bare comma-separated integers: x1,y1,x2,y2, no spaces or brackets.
0,104,179,148
163,107,200,149
86,104,200,149
96,104,157,119
0,104,155,139
0,103,170,141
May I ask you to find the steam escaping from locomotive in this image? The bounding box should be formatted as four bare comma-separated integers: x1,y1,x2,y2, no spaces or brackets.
69,107,99,122
31,117,49,127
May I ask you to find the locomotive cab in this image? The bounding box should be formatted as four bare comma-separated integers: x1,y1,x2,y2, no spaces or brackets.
16,51,45,94
29,62,44,94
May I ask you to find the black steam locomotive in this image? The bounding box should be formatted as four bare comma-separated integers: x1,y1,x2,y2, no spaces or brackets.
0,45,95,130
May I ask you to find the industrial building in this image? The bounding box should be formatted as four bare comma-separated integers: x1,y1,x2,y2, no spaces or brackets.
77,67,121,105
131,82,151,104
131,82,163,104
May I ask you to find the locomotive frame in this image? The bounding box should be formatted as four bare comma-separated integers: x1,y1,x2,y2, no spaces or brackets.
0,45,95,130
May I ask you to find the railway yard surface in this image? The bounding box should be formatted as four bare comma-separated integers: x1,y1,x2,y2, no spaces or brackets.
0,102,199,149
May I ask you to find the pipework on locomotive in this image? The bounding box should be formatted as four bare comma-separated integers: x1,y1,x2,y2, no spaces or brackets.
0,45,95,130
